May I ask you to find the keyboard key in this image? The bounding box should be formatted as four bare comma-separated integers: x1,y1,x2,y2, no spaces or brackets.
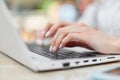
26,43,104,60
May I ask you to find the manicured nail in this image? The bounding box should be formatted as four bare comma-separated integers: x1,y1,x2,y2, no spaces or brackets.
59,44,63,49
45,31,50,37
49,46,53,52
36,39,43,46
52,47,57,52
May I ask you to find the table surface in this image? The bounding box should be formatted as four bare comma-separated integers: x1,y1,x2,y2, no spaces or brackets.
0,52,120,80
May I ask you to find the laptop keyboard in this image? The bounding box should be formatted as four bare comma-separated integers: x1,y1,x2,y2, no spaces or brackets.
26,43,103,60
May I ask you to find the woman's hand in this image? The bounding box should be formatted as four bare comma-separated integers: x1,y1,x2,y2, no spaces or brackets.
36,21,73,45
50,23,119,54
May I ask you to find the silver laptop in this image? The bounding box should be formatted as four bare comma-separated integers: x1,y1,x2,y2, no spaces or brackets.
0,0,120,72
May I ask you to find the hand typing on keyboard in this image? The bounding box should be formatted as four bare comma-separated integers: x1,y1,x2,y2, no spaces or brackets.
36,21,120,54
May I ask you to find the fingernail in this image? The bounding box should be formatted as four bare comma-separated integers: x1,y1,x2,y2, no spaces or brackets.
59,44,63,49
36,39,43,46
52,47,57,52
45,31,50,37
49,46,53,52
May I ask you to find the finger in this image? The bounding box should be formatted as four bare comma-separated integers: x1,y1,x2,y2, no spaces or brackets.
50,25,86,51
48,23,86,40
43,22,53,37
49,28,67,52
51,31,67,52
49,30,59,52
59,33,86,49
46,21,70,37
36,22,53,45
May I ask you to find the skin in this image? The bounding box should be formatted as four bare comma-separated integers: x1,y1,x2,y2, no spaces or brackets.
37,22,120,54
36,21,73,45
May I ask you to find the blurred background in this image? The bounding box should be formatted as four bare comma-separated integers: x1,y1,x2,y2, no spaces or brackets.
3,0,93,42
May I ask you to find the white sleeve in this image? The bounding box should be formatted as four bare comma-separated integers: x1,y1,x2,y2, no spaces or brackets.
78,3,98,28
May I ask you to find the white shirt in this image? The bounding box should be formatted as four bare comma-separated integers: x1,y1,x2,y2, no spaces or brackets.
79,0,120,37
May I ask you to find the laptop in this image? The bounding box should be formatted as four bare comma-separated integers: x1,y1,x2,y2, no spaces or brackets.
0,0,120,72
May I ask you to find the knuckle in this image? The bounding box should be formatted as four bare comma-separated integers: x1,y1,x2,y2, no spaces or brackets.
58,28,67,34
